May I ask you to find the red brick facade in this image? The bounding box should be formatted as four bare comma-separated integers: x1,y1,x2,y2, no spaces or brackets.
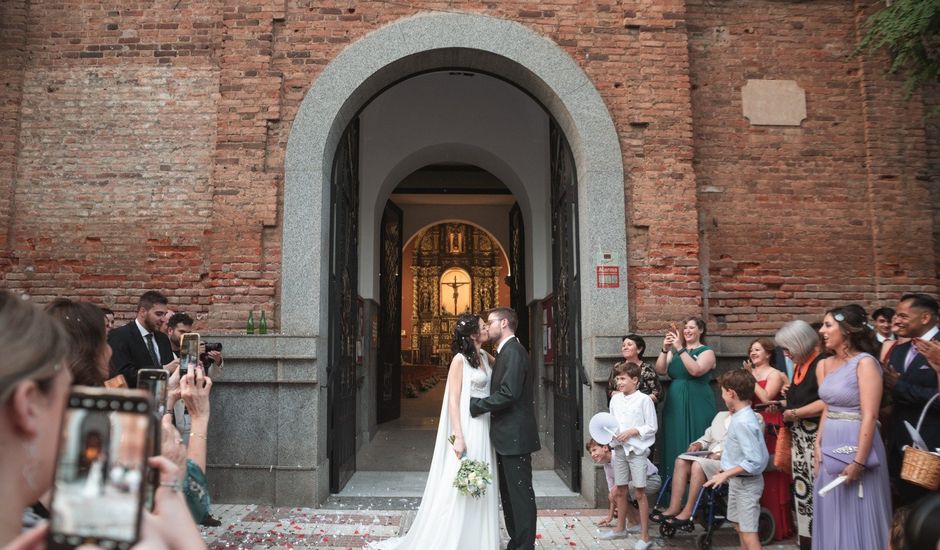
1,0,936,333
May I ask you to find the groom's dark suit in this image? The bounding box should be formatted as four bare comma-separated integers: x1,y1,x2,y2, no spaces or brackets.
470,335,540,550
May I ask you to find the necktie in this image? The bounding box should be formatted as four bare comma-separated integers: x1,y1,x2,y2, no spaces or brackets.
903,344,918,372
145,333,160,367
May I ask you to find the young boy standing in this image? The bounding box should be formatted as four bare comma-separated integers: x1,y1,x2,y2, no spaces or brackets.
600,362,657,550
704,369,768,550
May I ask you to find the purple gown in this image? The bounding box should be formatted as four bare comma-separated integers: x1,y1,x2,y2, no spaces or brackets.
812,353,891,550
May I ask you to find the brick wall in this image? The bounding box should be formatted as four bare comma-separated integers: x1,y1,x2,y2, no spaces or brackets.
0,0,936,334
687,0,936,333
0,0,29,264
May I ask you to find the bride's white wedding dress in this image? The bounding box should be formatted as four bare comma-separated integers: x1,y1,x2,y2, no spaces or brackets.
369,352,500,550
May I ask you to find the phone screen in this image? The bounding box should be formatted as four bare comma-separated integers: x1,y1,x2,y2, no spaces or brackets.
137,370,168,417
48,391,151,549
179,333,200,376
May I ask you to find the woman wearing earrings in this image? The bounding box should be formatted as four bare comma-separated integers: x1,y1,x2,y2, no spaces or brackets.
812,307,890,549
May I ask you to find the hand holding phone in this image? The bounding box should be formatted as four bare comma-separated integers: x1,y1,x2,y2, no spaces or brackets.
137,369,169,418
178,333,200,377
48,388,152,549
180,366,212,419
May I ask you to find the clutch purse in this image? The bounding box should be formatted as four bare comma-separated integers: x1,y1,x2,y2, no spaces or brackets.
773,425,792,475
821,444,879,476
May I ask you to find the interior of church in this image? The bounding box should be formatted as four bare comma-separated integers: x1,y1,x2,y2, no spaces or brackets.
319,65,598,507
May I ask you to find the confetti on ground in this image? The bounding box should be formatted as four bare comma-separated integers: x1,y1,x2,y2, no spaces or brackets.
201,504,797,549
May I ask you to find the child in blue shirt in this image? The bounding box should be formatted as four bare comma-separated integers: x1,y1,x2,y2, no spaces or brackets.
704,368,768,550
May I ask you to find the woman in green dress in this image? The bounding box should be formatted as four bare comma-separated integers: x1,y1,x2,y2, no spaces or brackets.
654,317,717,478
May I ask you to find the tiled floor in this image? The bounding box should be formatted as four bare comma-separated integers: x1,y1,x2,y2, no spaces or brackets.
201,504,797,549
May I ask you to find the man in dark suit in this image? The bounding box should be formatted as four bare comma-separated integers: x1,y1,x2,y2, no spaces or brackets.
108,290,175,387
471,307,540,550
885,293,940,504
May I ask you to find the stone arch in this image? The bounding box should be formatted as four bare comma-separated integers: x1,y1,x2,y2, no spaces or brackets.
367,143,531,296
282,11,627,341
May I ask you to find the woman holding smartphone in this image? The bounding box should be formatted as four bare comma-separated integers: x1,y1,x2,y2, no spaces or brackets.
655,317,716,478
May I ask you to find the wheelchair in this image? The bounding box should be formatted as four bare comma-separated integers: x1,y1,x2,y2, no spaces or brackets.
650,474,775,549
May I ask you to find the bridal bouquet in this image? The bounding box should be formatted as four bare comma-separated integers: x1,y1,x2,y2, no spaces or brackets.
453,458,492,498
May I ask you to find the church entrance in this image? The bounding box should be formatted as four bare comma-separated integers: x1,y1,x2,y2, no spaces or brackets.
282,12,628,506
325,69,588,505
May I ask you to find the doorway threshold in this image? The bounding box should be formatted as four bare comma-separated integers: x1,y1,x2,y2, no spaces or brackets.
325,470,591,510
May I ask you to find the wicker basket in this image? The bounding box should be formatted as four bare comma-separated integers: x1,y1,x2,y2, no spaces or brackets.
900,394,940,491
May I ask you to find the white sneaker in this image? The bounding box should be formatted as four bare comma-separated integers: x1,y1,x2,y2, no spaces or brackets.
624,523,640,533
598,529,628,540
634,539,653,550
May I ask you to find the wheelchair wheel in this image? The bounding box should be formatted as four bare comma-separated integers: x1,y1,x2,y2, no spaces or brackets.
659,521,677,538
697,533,713,550
757,507,775,546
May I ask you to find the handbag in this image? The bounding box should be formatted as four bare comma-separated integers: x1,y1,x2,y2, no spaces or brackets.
821,444,880,476
773,424,792,474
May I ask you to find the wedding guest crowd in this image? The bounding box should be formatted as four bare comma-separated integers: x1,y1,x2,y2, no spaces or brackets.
595,294,940,550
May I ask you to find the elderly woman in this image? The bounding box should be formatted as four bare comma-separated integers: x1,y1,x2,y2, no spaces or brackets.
775,320,827,550
655,317,717,478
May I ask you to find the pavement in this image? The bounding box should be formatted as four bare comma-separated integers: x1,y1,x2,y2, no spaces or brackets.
200,504,797,549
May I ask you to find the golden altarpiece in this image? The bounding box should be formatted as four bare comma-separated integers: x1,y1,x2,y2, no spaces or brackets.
410,222,502,364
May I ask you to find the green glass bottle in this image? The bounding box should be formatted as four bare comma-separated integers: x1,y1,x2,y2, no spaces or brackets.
247,310,255,335
259,310,268,335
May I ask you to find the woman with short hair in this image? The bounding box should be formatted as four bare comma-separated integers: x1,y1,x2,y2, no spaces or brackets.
775,320,827,550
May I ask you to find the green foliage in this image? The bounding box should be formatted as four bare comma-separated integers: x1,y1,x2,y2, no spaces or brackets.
858,0,940,96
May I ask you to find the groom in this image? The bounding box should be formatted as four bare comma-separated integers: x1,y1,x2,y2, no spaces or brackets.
471,307,540,550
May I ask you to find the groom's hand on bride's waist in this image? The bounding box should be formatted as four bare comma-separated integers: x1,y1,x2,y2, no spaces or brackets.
469,397,483,417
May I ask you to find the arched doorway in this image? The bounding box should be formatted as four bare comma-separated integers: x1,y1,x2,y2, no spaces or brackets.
282,12,627,505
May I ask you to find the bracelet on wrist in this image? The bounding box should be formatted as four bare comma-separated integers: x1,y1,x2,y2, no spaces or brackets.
190,432,207,440
661,348,668,354
852,460,866,469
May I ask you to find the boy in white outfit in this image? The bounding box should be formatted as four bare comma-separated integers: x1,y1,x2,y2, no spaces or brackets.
600,362,657,550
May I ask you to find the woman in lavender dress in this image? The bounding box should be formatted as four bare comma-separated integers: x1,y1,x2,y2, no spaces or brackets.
812,307,890,550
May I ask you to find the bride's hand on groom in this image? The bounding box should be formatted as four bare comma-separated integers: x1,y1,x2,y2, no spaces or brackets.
452,436,467,458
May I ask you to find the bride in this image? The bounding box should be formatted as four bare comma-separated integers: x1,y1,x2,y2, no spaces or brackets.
369,313,500,550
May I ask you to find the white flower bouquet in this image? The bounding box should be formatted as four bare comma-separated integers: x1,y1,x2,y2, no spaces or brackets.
452,458,492,498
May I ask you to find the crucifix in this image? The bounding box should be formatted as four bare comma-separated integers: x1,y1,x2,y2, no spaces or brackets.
442,275,469,315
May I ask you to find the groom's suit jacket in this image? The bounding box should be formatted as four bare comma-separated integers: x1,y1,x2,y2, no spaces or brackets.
470,336,541,456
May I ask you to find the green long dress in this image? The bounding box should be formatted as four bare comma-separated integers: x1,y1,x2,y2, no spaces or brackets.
661,345,717,478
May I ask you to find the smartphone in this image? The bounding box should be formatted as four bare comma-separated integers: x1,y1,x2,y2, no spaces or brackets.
179,332,200,376
48,387,152,549
137,369,168,418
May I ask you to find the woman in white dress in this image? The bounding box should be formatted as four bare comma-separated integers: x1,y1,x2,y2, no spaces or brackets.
370,313,500,550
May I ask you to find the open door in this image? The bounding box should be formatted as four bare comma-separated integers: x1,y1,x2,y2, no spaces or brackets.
549,120,583,491
377,201,403,424
508,203,529,349
328,118,360,493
